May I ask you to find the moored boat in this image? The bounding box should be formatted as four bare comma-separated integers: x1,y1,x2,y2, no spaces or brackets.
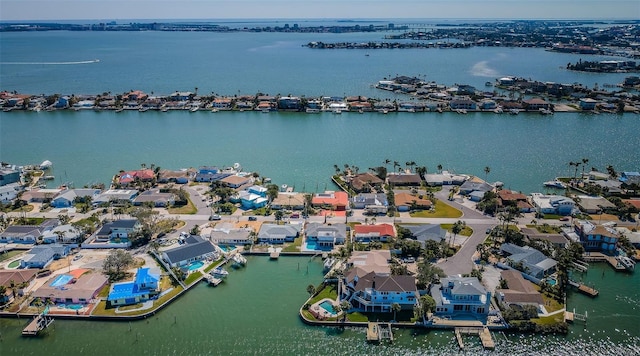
616,256,635,272
232,254,247,267
543,180,566,189
211,267,229,278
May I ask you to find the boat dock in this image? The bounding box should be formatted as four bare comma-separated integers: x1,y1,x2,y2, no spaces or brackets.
454,327,495,350
22,311,54,336
203,274,222,286
268,246,282,260
582,252,626,271
366,322,393,343
569,280,599,297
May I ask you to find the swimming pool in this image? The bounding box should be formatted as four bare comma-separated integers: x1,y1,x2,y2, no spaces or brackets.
50,274,74,287
187,261,204,271
546,278,557,286
319,300,337,314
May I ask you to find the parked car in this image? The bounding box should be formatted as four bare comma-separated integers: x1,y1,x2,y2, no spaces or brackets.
290,213,300,219
248,216,257,221
209,214,221,221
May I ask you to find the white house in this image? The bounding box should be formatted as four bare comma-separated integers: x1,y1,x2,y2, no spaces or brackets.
430,277,491,317
530,193,576,216
305,223,348,250
0,183,21,204
51,188,101,208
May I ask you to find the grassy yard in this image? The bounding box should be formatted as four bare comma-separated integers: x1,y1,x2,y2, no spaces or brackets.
203,257,224,273
184,271,203,285
168,197,197,215
347,312,368,322
0,250,23,262
410,200,462,218
282,237,303,253
92,284,184,317
308,284,338,305
441,223,473,237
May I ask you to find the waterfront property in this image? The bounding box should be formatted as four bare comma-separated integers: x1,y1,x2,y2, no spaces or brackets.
530,193,577,216
430,277,491,319
107,268,160,307
50,188,101,208
343,272,418,313
305,223,348,250
520,227,569,249
311,191,349,212
497,189,534,213
161,234,216,268
270,192,305,210
257,223,300,244
92,189,139,207
210,224,253,246
495,270,544,313
500,243,557,280
32,270,107,306
574,220,620,254
0,269,38,304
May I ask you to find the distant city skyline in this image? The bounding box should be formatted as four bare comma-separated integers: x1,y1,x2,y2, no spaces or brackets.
0,0,638,22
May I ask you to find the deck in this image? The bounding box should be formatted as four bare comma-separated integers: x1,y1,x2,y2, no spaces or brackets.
366,322,393,343
454,327,495,350
22,312,54,337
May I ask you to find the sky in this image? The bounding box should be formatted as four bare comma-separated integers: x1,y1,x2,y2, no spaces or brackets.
0,0,638,22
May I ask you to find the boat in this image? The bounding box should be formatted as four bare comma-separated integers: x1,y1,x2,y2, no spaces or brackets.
204,274,223,286
161,106,168,112
42,175,55,180
39,160,53,169
261,108,270,113
332,109,342,115
539,108,553,115
509,108,520,115
211,108,219,113
115,108,124,113
493,107,503,114
436,107,443,113
616,256,635,272
305,108,320,113
323,258,335,271
456,109,467,114
190,106,199,113
232,254,247,267
543,180,566,189
485,81,493,87
139,107,149,112
210,267,229,278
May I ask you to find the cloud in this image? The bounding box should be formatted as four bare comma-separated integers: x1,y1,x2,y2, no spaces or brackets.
469,61,499,77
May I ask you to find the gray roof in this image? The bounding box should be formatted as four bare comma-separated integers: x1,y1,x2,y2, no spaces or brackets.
400,224,446,244
258,224,300,240
305,223,348,240
0,225,43,238
352,193,388,206
164,237,216,265
354,272,417,293
441,276,487,296
459,180,493,194
23,244,69,265
500,243,557,278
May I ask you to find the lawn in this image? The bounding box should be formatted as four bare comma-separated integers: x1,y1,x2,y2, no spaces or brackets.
282,237,303,252
441,223,473,237
203,257,224,273
0,250,23,262
168,197,197,214
347,312,368,322
308,284,338,305
410,200,462,218
184,271,203,285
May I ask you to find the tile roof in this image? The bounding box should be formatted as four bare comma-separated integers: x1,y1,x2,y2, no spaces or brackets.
353,224,395,237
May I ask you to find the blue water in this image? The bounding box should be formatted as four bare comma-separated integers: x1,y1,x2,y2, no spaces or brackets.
50,274,73,287
320,300,337,314
187,261,204,271
67,304,83,310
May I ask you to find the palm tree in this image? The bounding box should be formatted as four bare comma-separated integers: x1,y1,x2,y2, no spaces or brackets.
484,166,491,181
306,284,316,297
384,159,391,171
391,302,401,321
581,158,589,178
451,220,465,247
437,164,443,173
393,161,400,172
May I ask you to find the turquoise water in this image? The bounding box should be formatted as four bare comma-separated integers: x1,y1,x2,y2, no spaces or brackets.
187,261,204,271
49,274,73,287
320,300,337,314
66,304,83,310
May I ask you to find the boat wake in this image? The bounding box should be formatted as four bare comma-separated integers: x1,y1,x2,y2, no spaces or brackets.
469,60,499,77
0,59,100,65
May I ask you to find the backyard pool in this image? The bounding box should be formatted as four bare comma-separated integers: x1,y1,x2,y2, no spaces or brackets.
50,274,74,287
319,300,337,314
546,278,557,286
187,261,204,271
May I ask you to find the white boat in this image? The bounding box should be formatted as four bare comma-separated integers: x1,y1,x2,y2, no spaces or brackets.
190,106,199,113
305,108,320,113
539,108,553,115
493,107,503,114
211,108,219,113
616,256,635,272
115,108,124,113
456,109,468,114
161,107,168,112
543,180,566,189
211,267,229,278
139,107,149,112
332,109,342,114
39,160,53,169
232,254,247,266
42,175,55,180
509,108,521,115
261,108,270,113
323,258,335,271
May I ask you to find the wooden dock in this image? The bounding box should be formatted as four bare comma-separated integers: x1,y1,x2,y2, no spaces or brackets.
268,247,282,259
366,322,393,343
203,274,222,286
454,327,495,350
22,311,54,336
582,252,626,271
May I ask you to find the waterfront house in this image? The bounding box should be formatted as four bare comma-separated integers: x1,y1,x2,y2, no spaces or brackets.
500,243,557,279
277,96,301,110
0,220,58,244
220,175,251,189
195,172,231,183
212,98,233,109
574,220,619,254
398,224,446,246
54,96,69,108
394,192,432,212
387,173,422,187
157,169,193,184
271,192,305,210
231,190,268,210
345,250,392,278
20,188,63,203
33,271,108,305
495,270,544,311
305,223,348,250
0,269,38,302
0,182,21,203
351,193,388,215
530,193,576,216
248,185,268,197
107,267,160,307
520,227,568,248
497,189,534,213
479,99,497,110
92,189,139,206
0,167,20,186
51,188,101,208
169,92,192,101
522,98,551,111
430,276,491,318
117,169,156,187
257,223,300,244
575,195,616,214
312,191,349,211
20,244,71,269
42,224,83,245
459,177,493,196
579,98,598,110
210,226,253,246
349,172,384,193
353,224,395,243
133,189,175,207
424,171,468,186
162,235,217,268
449,98,477,110
344,272,418,313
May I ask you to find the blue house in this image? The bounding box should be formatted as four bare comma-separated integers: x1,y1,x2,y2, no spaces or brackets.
107,268,160,307
579,98,598,110
0,168,21,186
21,244,71,269
55,96,70,108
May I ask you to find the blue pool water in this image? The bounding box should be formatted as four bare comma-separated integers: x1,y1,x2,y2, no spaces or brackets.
546,278,557,286
187,261,204,271
218,245,232,252
319,301,336,314
50,274,73,287
305,241,317,250
67,304,83,310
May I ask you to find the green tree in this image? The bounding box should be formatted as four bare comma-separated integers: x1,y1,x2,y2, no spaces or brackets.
450,220,465,246
306,284,316,297
391,302,401,321
420,295,436,315
102,250,134,281
484,166,491,181
416,260,445,289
